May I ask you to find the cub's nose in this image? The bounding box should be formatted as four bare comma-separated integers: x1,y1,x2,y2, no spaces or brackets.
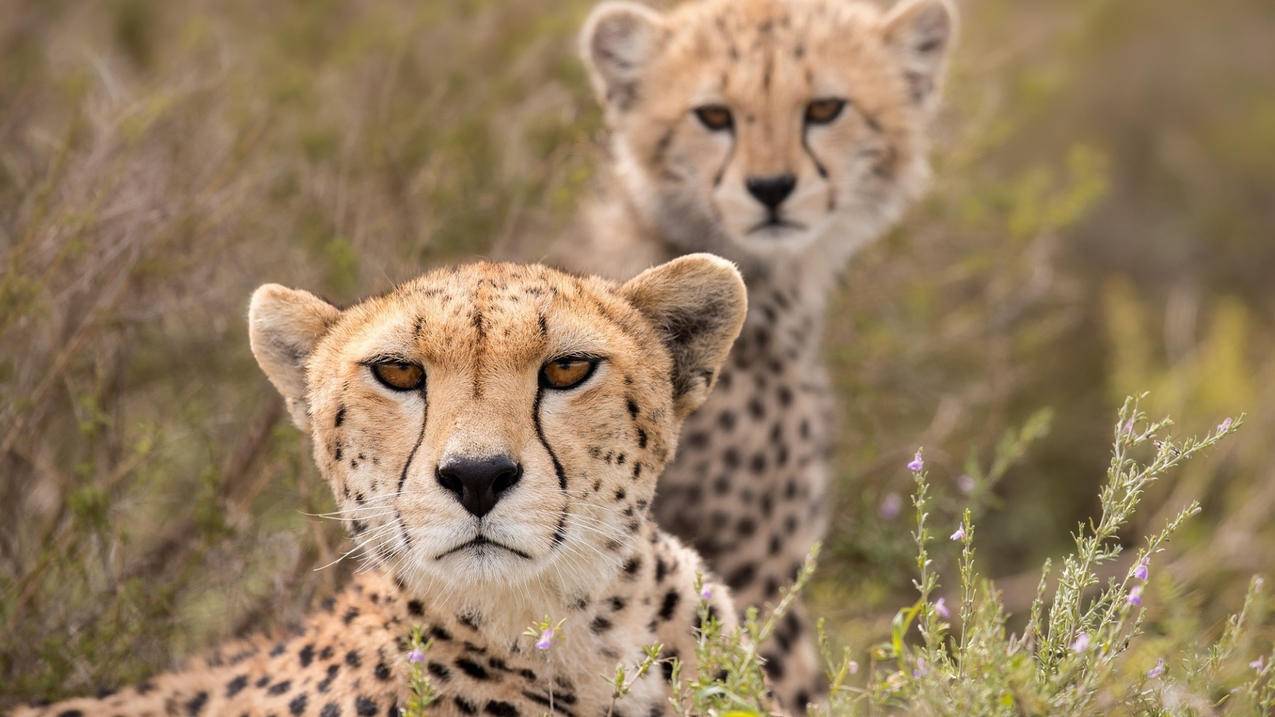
436,455,523,518
745,173,797,210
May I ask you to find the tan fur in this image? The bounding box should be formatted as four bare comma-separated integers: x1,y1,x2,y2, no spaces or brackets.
19,257,748,717
549,0,957,710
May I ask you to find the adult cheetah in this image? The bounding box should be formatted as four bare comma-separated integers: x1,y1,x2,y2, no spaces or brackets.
17,256,749,716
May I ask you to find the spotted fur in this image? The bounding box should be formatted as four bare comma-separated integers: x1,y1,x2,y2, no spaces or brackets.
551,0,958,710
17,257,748,717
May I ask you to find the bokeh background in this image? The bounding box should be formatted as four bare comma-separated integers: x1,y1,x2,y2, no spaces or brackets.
1,0,1272,704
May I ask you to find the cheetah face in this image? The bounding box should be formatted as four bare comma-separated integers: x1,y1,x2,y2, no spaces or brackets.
582,0,955,259
248,256,745,592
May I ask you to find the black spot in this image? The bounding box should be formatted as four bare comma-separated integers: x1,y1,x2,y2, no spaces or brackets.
455,657,490,680
658,590,681,621
321,703,341,717
622,557,641,578
255,675,270,688
750,453,767,474
345,650,361,667
427,662,451,682
723,448,740,469
728,562,757,589
355,696,378,716
453,697,478,715
484,702,519,717
407,599,424,616
55,712,83,717
717,411,737,431
289,694,308,716
186,691,208,715
374,662,391,681
226,674,248,697
655,557,668,583
319,645,334,660
267,680,291,695
614,487,626,501
591,616,613,633
299,643,315,668
342,607,359,624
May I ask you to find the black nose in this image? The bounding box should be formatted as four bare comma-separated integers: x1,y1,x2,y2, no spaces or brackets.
435,455,523,518
745,173,797,210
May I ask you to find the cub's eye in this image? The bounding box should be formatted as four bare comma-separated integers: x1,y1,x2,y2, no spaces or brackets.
370,361,425,392
540,357,599,391
805,98,847,125
693,104,734,132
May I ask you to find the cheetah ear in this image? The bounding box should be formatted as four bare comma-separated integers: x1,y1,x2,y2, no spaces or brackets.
879,0,957,112
248,284,340,432
580,1,667,112
621,254,747,420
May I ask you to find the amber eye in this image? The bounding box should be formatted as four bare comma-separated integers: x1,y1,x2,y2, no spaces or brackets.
370,361,425,392
693,104,734,132
540,357,599,390
805,98,847,125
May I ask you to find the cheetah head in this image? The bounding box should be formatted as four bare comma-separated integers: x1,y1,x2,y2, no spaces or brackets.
248,256,745,601
582,0,956,263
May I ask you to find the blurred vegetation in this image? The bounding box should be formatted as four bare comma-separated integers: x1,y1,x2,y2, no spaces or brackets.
1,0,1272,708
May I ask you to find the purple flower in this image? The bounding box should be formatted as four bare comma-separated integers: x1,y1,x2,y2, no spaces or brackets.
1071,632,1091,653
934,597,950,619
1147,658,1165,679
535,628,555,651
1127,585,1143,607
1218,417,1233,433
848,660,860,675
1122,418,1135,436
1252,657,1266,671
950,525,966,541
957,474,976,495
700,585,713,601
907,449,924,473
879,492,903,520
407,648,426,664
912,657,928,677
1134,558,1149,581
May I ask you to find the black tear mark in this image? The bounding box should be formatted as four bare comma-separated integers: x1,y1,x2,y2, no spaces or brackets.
532,386,567,491
396,380,430,494
801,126,830,179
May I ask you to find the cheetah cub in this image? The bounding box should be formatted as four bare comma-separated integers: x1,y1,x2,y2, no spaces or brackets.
19,256,747,717
557,0,958,710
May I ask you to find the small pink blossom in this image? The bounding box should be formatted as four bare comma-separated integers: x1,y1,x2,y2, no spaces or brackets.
907,449,924,473
933,597,950,619
1134,558,1149,581
1218,417,1233,433
957,474,976,494
1127,585,1143,607
950,525,966,541
912,657,928,677
879,492,903,520
407,648,426,664
1251,657,1265,671
535,628,555,651
700,585,713,601
1071,632,1091,653
848,660,860,675
1122,418,1135,436
1147,658,1165,679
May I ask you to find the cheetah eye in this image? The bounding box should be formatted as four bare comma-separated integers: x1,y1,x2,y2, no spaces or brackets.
540,356,599,391
804,98,847,125
370,361,425,392
693,104,734,132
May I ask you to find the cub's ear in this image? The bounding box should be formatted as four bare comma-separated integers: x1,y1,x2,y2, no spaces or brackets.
620,254,747,420
879,0,957,111
580,1,667,112
248,284,340,431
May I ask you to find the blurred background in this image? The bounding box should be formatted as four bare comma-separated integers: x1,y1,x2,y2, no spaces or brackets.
1,0,1272,704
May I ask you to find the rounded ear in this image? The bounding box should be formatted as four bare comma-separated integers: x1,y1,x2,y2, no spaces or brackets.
248,284,340,431
879,0,958,111
579,1,667,112
620,254,747,420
